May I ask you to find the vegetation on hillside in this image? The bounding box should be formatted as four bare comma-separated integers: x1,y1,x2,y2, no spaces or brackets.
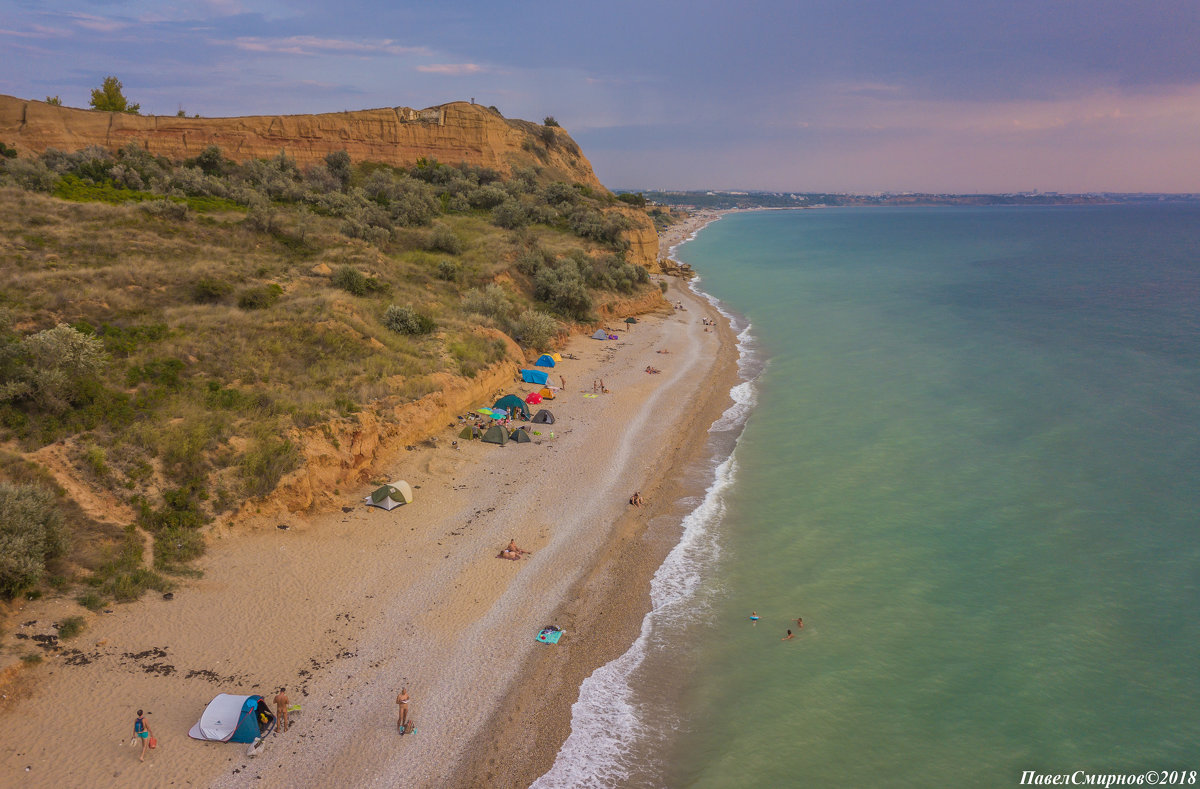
0,140,655,608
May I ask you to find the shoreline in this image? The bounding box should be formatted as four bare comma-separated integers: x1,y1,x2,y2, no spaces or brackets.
0,212,739,789
450,210,736,788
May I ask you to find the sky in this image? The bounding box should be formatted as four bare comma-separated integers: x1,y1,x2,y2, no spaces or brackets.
2,0,1199,193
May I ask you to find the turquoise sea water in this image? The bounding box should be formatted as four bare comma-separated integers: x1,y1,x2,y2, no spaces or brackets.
535,205,1200,788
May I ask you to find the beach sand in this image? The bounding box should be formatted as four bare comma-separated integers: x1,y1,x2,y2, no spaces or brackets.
0,220,734,788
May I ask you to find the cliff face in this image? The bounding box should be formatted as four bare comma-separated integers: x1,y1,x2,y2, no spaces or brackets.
0,95,602,187
0,94,660,268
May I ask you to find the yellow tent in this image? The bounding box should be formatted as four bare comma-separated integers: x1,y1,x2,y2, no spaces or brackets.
550,353,562,362
539,387,556,400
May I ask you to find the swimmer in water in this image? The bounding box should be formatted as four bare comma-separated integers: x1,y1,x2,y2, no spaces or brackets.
783,630,795,640
750,611,759,622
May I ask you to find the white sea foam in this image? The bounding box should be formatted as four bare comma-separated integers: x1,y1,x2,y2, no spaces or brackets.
531,276,759,789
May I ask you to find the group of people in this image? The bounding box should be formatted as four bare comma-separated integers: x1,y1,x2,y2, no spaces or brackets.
750,611,804,640
133,687,293,763
629,491,645,507
499,538,529,561
592,379,609,393
644,365,661,374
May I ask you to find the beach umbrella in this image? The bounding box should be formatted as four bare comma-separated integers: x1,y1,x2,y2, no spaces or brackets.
624,317,638,325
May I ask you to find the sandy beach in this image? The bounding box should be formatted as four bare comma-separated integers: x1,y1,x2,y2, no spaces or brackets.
0,213,736,789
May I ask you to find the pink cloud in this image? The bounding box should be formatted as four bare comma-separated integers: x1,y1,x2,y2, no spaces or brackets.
416,63,485,76
229,36,429,57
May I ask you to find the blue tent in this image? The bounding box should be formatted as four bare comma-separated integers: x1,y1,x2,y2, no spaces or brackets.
520,368,549,385
534,354,556,368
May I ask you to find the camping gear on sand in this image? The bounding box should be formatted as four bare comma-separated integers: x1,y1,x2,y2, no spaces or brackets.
534,354,556,367
189,694,276,744
509,427,531,443
532,409,555,424
149,737,157,749
364,481,413,510
520,368,549,385
536,626,564,644
525,392,543,405
591,329,608,340
539,387,556,400
458,426,475,440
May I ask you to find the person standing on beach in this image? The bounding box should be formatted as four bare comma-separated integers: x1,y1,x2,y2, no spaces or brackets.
275,687,290,733
397,687,410,731
559,375,566,390
133,709,153,762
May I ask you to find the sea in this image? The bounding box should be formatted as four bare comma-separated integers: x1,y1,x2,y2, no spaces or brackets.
533,204,1200,788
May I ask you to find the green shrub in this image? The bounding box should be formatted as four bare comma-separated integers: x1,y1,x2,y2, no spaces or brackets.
237,283,283,310
436,259,460,282
191,276,232,304
77,591,106,611
20,653,42,665
659,280,669,293
534,264,592,319
617,192,647,207
426,224,463,254
0,481,69,598
383,305,436,335
241,436,300,498
543,116,560,127
461,284,511,321
154,525,206,568
0,323,109,414
332,266,388,296
513,309,560,351
57,615,86,640
332,266,367,295
0,141,17,158
140,198,190,221
492,200,528,229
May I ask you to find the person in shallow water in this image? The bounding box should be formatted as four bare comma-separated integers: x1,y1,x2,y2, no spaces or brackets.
782,630,794,640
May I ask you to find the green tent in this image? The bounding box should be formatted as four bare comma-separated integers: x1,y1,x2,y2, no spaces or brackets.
482,424,510,445
509,427,531,443
458,425,476,440
492,394,530,419
364,480,413,510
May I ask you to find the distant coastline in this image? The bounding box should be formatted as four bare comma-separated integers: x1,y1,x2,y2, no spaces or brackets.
632,189,1200,212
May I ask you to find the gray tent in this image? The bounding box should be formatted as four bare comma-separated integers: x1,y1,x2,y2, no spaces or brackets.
531,409,555,424
509,427,531,443
591,329,608,340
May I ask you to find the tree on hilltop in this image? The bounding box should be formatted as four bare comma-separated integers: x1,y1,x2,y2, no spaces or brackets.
89,76,140,114
45,96,62,106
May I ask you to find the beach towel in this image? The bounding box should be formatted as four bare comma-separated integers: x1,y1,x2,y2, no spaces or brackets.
536,626,564,645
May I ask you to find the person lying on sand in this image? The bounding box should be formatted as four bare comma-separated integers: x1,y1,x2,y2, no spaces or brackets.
506,539,528,555
500,549,521,560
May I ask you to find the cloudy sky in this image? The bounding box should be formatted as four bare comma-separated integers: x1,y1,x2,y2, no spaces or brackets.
3,1,1198,192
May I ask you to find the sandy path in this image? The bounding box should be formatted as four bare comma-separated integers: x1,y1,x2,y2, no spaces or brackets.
0,274,730,789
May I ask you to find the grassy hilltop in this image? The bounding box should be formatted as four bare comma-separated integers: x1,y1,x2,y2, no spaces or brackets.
0,138,662,612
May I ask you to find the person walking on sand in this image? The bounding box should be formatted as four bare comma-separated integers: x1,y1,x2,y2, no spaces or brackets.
133,709,153,761
397,687,410,732
559,375,566,390
275,687,290,733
